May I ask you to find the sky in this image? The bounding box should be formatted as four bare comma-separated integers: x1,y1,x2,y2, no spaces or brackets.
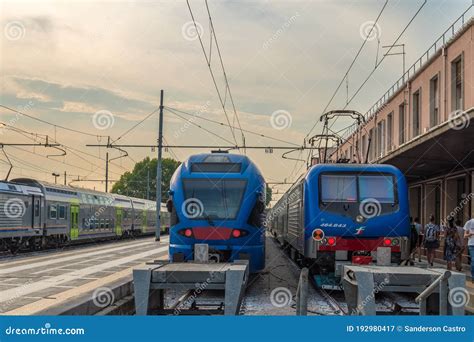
0,0,472,202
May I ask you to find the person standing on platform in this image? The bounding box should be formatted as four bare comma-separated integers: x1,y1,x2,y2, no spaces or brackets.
413,217,423,262
463,217,474,282
455,219,465,272
444,217,460,271
424,215,440,267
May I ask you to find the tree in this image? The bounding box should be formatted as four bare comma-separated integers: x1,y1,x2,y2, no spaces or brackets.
111,157,180,202
265,184,272,206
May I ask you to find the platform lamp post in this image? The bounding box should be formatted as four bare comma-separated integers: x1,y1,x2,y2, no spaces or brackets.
52,172,60,184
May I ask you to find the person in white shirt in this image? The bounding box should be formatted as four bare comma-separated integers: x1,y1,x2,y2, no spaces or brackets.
463,218,474,281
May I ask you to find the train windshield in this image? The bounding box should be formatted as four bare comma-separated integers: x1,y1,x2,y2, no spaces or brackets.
182,179,247,220
320,173,395,203
320,175,357,202
359,175,395,203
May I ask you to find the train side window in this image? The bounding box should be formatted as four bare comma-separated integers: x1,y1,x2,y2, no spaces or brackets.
58,205,66,219
49,205,57,219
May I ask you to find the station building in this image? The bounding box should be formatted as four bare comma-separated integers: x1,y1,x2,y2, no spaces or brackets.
332,11,474,264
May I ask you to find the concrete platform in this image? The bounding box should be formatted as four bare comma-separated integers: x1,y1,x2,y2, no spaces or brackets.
0,237,168,315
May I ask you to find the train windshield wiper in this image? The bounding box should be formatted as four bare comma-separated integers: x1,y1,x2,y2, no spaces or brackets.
203,212,215,226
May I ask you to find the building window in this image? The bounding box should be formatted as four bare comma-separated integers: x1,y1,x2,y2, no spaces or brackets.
376,120,385,157
412,90,421,137
361,135,367,162
399,102,405,144
387,112,393,151
49,205,57,219
430,75,439,127
451,55,463,111
368,129,374,161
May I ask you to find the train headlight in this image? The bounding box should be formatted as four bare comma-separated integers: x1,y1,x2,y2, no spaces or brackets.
178,228,194,237
391,238,400,246
231,229,248,238
356,215,364,223
383,238,392,246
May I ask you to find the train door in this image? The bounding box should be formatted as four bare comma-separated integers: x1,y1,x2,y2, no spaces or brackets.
115,207,123,236
32,196,41,229
70,204,79,240
142,210,148,233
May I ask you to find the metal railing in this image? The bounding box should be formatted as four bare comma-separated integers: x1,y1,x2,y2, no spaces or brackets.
415,270,451,315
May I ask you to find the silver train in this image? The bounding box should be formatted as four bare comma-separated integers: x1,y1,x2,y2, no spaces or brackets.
0,178,170,253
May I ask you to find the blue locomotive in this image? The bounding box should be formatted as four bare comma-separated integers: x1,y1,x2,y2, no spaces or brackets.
167,152,266,273
268,164,410,285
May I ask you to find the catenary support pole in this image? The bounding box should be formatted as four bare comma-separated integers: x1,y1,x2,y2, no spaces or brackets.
156,90,164,241
105,152,109,192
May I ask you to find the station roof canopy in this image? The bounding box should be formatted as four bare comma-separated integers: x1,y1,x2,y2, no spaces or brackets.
380,108,474,181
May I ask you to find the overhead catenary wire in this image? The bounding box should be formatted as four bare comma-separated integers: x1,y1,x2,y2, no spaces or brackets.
328,0,427,133
304,0,389,140
186,0,241,150
311,0,427,166
165,107,236,145
0,104,108,138
164,106,301,147
204,0,246,151
342,0,427,111
110,107,160,144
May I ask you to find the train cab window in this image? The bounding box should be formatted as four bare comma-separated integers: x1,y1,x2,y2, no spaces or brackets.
359,175,395,203
320,175,357,202
49,205,57,219
58,205,66,219
183,179,247,220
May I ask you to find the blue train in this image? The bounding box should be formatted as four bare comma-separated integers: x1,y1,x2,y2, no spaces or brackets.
166,152,266,273
268,164,410,285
